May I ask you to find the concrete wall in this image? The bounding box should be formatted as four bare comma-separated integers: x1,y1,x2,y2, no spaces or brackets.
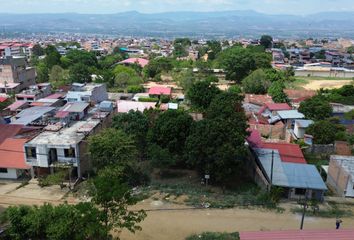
305,144,335,155
0,168,20,179
295,70,354,78
249,122,285,139
327,159,349,197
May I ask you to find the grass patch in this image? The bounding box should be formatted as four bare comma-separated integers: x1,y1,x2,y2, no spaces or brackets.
285,78,309,89
142,182,283,211
291,201,353,218
186,232,239,240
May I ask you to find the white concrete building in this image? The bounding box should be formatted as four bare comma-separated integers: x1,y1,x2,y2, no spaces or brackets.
66,83,108,104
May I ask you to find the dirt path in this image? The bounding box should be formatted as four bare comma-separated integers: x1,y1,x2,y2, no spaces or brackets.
303,80,352,90
119,202,354,240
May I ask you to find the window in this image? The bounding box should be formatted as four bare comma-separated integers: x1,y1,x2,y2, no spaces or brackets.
25,147,36,158
0,168,8,173
64,148,76,158
295,188,306,195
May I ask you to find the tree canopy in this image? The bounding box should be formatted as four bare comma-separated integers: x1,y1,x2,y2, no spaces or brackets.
260,35,273,49
88,128,138,170
299,95,333,121
187,80,221,111
218,46,272,82
242,69,271,94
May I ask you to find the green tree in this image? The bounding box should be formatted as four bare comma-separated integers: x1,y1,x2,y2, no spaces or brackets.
148,144,175,171
112,111,149,160
206,40,222,60
49,65,69,88
187,80,221,111
88,128,138,170
63,49,98,68
32,44,45,56
260,35,273,49
45,45,62,69
186,92,248,187
268,81,289,103
148,110,193,158
228,85,242,94
1,203,106,240
90,166,146,239
218,46,271,82
299,95,333,121
36,61,50,83
242,69,271,94
68,63,92,83
173,69,196,92
144,57,173,78
306,120,338,144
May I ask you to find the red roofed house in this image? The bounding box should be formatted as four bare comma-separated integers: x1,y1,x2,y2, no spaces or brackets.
119,58,149,68
148,86,172,97
0,124,33,179
240,229,354,240
258,103,292,117
260,142,307,164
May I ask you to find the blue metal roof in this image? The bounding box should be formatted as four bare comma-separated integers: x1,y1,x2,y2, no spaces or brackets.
255,148,327,190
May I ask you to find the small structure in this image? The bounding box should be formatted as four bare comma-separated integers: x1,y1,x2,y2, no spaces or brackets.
117,100,156,113
11,106,56,126
259,103,292,117
254,147,327,200
327,155,354,197
118,58,149,68
66,83,108,104
15,83,52,102
276,110,305,128
148,86,172,97
56,102,90,121
293,119,314,139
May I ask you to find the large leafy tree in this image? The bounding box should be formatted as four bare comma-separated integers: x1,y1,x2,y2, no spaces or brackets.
299,95,333,121
112,110,149,160
44,45,62,69
32,44,45,57
68,63,92,83
218,46,272,82
88,128,137,170
306,120,338,144
90,166,146,239
242,69,271,94
268,81,289,103
144,57,173,78
148,110,193,158
49,65,69,88
62,49,98,68
260,35,273,49
186,92,248,187
187,80,221,111
1,203,106,240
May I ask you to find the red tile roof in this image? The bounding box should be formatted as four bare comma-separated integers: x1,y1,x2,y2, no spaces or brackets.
0,138,30,169
244,94,273,106
0,124,24,144
0,96,8,103
260,142,307,164
120,58,149,68
258,103,291,115
148,86,172,96
240,229,354,240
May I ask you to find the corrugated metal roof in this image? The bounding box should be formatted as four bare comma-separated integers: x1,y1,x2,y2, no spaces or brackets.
278,110,305,119
11,107,55,125
255,148,327,190
0,138,30,169
240,229,354,240
61,102,89,113
295,120,314,128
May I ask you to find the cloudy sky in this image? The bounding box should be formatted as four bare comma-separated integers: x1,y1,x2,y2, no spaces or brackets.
1,0,353,15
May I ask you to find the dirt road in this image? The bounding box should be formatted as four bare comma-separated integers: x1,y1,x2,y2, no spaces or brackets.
303,80,352,90
119,201,354,240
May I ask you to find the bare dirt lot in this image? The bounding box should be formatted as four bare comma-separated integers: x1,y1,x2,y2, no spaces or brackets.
119,200,354,240
303,80,352,90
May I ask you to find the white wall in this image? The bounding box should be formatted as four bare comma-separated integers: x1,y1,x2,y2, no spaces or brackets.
0,169,19,179
345,177,354,197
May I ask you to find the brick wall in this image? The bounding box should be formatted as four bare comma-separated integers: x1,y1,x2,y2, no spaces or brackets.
249,122,285,139
327,159,349,196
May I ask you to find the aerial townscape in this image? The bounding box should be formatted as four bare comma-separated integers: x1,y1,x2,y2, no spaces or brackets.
0,1,354,240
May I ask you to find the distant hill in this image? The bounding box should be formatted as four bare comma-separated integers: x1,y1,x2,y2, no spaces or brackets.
0,10,354,38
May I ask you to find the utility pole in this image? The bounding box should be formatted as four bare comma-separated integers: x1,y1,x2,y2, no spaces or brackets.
300,189,308,230
269,150,274,192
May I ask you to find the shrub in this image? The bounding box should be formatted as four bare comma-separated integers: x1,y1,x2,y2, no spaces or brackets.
138,97,159,102
186,232,240,240
127,85,145,93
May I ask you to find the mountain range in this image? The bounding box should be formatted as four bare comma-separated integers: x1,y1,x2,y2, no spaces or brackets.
0,10,354,38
